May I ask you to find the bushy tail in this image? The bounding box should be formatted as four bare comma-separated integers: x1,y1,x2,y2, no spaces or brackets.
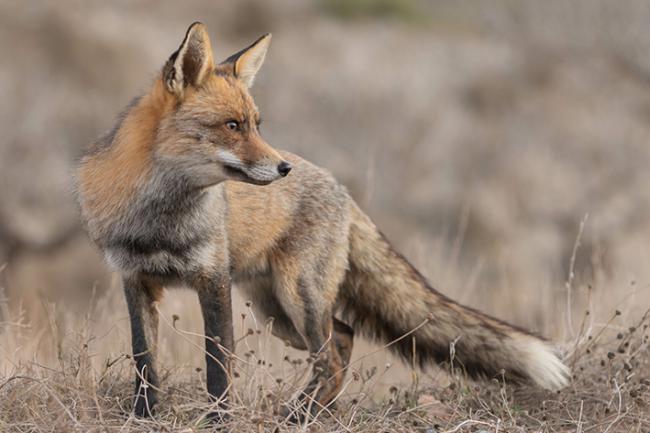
339,203,569,390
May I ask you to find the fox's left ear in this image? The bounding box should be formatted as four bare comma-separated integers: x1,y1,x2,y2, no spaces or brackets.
223,34,271,88
163,22,214,97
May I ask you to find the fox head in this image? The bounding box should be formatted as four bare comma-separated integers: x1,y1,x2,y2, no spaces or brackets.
155,22,290,187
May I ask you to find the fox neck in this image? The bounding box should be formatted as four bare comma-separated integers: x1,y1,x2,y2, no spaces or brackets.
131,162,211,228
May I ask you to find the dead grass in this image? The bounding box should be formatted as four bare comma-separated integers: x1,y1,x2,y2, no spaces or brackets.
1,275,650,432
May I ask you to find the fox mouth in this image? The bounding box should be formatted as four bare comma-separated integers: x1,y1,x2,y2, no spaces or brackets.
223,164,274,186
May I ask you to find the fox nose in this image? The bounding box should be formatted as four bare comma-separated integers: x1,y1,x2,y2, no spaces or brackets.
277,161,292,177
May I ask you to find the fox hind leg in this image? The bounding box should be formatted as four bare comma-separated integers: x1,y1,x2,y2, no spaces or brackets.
302,317,354,413
298,314,354,416
265,191,351,422
270,260,349,421
332,317,354,374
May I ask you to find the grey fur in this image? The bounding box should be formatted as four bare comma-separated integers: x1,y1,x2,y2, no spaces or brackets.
99,159,226,278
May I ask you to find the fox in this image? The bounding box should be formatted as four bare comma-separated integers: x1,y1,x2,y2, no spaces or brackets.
76,22,570,421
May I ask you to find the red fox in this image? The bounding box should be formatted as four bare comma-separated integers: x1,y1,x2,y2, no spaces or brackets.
76,22,569,420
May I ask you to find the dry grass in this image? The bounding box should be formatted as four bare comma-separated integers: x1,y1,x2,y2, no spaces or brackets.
1,265,650,432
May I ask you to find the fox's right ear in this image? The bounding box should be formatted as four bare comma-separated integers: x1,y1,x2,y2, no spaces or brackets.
163,22,214,98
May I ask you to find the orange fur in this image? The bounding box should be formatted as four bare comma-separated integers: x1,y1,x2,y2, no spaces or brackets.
78,80,176,225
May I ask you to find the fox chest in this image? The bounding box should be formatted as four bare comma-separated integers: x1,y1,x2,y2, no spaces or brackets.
104,230,221,278
101,189,228,279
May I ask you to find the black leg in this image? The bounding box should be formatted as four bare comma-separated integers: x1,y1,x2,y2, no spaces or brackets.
123,276,162,417
196,274,234,420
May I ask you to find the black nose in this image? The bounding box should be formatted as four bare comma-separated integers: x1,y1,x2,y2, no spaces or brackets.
278,161,292,177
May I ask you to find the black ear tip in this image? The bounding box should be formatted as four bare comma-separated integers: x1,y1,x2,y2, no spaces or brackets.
187,22,206,35
252,33,271,45
180,22,205,44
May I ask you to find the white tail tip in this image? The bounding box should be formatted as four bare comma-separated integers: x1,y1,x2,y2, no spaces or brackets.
518,337,571,390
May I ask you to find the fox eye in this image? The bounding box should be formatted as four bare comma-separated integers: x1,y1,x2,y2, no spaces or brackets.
226,120,239,131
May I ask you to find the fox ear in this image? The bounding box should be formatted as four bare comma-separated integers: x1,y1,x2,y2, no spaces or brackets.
163,22,214,97
223,33,271,88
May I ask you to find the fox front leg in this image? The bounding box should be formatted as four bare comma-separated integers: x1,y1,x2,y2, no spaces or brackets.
195,272,234,422
123,275,163,417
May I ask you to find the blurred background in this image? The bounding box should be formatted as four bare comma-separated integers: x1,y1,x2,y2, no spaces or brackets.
1,0,649,391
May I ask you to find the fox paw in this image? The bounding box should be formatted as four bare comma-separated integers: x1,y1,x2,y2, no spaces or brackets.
133,393,157,418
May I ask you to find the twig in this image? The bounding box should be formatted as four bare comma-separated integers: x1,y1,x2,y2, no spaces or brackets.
566,214,588,339
603,379,624,433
